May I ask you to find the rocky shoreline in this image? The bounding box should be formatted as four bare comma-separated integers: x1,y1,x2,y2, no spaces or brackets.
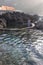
0,11,43,30
0,11,39,28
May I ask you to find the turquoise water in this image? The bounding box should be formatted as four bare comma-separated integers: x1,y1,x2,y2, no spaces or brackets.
0,29,43,65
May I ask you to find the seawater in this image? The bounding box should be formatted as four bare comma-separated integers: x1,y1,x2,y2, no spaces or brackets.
0,29,43,65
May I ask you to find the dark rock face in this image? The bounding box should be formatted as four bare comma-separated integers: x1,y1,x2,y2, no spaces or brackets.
0,18,7,28
35,21,43,29
0,11,31,28
0,11,39,28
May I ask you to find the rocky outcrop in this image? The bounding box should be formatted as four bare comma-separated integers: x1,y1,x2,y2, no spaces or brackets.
0,12,31,28
0,11,39,28
35,21,43,29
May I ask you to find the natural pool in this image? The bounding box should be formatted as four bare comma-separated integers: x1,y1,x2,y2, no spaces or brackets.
0,29,43,65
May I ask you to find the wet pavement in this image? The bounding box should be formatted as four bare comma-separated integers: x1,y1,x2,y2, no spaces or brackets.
0,29,43,65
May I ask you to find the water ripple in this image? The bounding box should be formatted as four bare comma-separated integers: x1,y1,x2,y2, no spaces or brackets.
0,30,43,65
